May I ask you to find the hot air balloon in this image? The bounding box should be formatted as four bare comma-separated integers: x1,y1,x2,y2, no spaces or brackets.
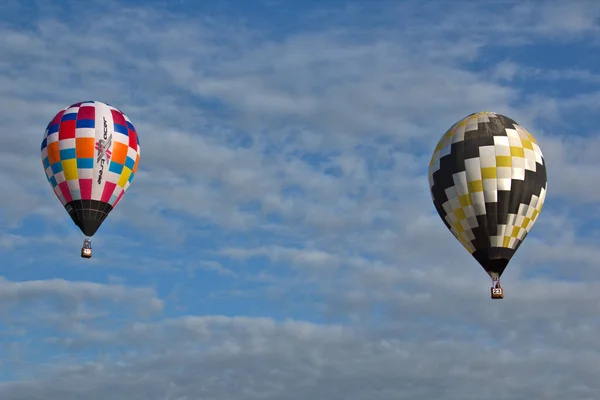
428,112,547,299
41,101,141,258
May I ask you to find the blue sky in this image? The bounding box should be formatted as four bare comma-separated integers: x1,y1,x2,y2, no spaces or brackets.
1,0,600,398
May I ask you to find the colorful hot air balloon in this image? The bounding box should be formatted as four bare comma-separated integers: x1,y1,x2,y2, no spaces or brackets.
41,101,141,258
428,112,547,299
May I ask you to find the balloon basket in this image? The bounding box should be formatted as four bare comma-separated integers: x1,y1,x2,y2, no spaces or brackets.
81,248,92,258
491,286,504,299
81,238,92,259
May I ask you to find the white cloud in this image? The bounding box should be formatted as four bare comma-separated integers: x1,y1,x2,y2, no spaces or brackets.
2,314,600,399
0,277,163,314
3,0,591,236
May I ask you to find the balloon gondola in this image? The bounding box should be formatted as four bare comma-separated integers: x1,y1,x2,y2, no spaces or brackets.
41,101,141,258
81,238,92,258
428,112,547,299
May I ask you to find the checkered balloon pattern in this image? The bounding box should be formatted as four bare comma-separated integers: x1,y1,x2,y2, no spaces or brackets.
428,112,547,279
41,101,141,237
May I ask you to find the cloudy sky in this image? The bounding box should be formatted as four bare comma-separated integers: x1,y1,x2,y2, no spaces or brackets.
1,0,600,398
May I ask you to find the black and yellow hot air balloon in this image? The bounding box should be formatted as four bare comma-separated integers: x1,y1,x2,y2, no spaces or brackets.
428,112,547,299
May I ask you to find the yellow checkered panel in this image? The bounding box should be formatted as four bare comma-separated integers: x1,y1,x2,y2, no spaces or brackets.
428,112,547,278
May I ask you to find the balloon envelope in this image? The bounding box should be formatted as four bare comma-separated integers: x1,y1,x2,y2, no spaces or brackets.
428,111,547,279
41,101,141,237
